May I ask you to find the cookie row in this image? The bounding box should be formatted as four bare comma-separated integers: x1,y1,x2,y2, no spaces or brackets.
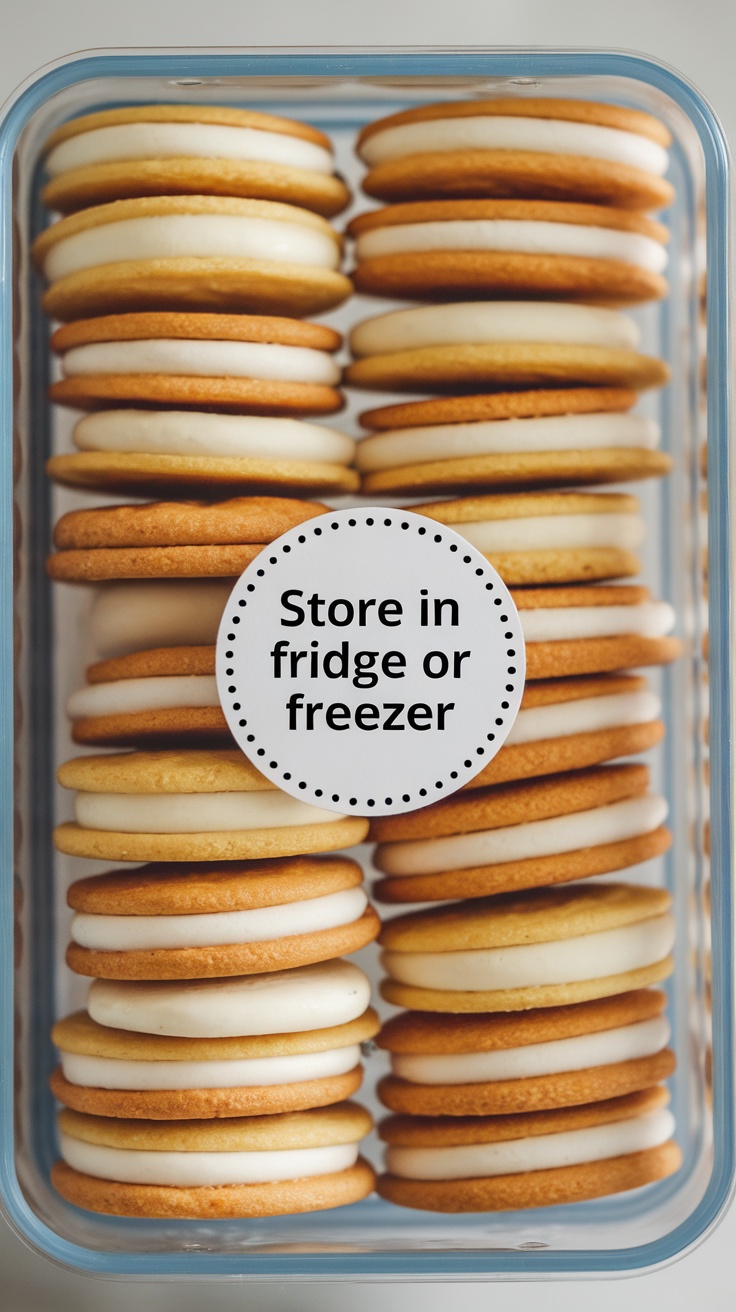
345,94,680,1213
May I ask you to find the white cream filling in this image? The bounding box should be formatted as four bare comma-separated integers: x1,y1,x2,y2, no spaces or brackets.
359,116,670,176
392,1015,670,1085
73,789,344,834
74,410,355,464
520,600,675,643
71,886,368,950
454,511,645,554
68,675,220,720
381,912,675,990
385,1108,675,1181
59,1043,361,1091
376,793,668,877
90,580,234,657
44,214,340,281
349,302,640,357
62,339,340,386
506,688,661,746
59,1133,359,1187
355,220,667,273
355,413,660,471
88,958,372,1037
45,121,334,177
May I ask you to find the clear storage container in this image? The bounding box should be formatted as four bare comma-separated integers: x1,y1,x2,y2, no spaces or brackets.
0,46,732,1280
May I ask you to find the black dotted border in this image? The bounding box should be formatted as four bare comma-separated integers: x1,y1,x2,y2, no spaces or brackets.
223,514,520,811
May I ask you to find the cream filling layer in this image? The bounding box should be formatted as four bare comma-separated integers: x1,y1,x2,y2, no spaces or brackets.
73,789,344,834
520,600,675,642
392,1015,670,1085
381,912,676,990
359,116,670,176
45,121,335,177
385,1108,675,1181
63,338,340,385
74,410,355,464
68,674,220,720
507,689,661,745
454,511,645,553
375,793,668,876
355,413,660,471
59,1133,360,1186
88,580,674,661
44,215,340,282
349,302,640,357
355,220,667,273
59,1043,362,1091
71,887,368,950
88,958,372,1037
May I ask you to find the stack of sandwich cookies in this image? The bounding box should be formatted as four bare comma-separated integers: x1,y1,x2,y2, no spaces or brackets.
377,1088,681,1213
63,855,379,980
377,990,674,1116
51,961,379,1215
349,200,669,305
379,883,675,1013
371,764,670,903
41,104,350,217
53,750,370,862
356,98,673,210
46,314,357,495
52,955,376,1119
32,196,351,321
356,388,669,495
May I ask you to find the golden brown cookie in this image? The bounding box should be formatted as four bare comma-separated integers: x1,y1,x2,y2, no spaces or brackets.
52,1156,376,1218
48,495,327,581
70,645,225,747
358,98,673,210
370,762,650,843
345,342,669,394
53,819,370,864
360,387,637,431
349,200,668,305
33,196,352,321
410,490,642,585
42,104,350,217
377,1087,681,1212
49,311,343,414
46,451,359,498
376,990,675,1116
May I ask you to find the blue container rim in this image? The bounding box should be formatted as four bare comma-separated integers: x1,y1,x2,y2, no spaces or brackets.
0,45,732,1281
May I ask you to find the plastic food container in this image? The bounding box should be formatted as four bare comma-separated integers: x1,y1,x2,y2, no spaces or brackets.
0,46,732,1280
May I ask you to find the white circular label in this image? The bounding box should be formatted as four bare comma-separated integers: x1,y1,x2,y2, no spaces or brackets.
215,508,525,817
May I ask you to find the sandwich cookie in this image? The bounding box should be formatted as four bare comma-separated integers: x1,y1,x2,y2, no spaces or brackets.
513,584,679,679
64,854,379,980
349,201,668,306
357,98,673,211
48,496,331,583
463,673,664,788
356,388,670,495
411,491,645,585
51,956,377,1118
48,313,345,414
377,1087,681,1212
371,763,670,903
377,989,675,1116
345,302,669,394
42,104,350,218
53,749,370,862
32,196,351,321
52,1102,375,1218
379,881,675,1012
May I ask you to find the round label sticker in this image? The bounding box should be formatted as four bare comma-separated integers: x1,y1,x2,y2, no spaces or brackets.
216,507,525,817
